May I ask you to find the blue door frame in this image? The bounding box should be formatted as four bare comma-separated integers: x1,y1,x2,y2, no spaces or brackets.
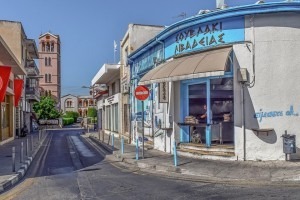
180,79,211,147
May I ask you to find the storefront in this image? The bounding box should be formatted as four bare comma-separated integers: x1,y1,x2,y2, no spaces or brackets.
104,93,121,136
130,2,300,161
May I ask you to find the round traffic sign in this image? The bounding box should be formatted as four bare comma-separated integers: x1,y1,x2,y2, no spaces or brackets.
134,86,150,101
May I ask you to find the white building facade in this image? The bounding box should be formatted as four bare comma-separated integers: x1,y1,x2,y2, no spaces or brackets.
129,2,300,161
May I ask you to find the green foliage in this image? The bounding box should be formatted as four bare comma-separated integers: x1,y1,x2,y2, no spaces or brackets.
87,107,97,118
63,118,74,125
63,111,79,122
87,117,97,124
33,96,61,120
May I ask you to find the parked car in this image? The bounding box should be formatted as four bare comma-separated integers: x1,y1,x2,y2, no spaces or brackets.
32,121,39,130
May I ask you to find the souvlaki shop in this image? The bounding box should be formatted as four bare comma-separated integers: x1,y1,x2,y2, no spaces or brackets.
129,2,300,161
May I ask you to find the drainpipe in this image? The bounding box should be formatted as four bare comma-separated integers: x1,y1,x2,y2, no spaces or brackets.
156,38,167,151
127,57,134,144
242,84,246,161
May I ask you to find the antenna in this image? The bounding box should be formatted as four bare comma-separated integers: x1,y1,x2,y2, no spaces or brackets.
173,12,186,19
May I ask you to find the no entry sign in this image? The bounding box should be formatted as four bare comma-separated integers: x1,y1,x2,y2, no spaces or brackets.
134,86,150,101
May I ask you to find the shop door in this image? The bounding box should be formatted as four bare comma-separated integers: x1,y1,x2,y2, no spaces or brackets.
181,80,212,147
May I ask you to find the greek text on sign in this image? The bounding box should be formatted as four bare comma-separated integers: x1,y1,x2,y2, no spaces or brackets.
174,22,224,55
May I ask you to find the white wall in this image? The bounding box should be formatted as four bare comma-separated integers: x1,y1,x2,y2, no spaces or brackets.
235,12,300,160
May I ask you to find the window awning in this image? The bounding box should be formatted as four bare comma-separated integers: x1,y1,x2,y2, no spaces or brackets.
139,47,232,85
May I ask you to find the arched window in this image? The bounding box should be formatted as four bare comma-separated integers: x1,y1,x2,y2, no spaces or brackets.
45,74,48,83
42,42,45,52
48,74,51,82
51,42,54,52
49,57,51,66
46,42,50,52
45,57,48,66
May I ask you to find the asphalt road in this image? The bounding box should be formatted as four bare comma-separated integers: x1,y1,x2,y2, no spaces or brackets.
1,129,300,200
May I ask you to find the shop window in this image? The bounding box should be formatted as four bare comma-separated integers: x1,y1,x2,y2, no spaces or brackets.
105,106,111,130
113,104,118,132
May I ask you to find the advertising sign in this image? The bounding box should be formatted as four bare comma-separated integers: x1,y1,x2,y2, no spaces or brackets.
159,82,169,103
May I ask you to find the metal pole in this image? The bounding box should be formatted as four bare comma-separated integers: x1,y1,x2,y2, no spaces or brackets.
20,142,24,163
112,133,114,150
102,130,104,142
38,130,41,142
12,147,15,172
31,135,33,153
174,141,178,167
136,138,139,160
142,100,145,159
121,137,124,154
26,138,29,157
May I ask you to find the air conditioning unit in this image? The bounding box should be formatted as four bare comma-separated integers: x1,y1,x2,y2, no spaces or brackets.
122,83,129,93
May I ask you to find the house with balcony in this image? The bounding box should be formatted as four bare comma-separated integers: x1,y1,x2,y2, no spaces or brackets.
0,20,37,142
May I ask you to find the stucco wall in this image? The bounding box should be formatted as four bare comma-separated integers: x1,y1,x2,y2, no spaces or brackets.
0,21,22,64
61,95,78,113
235,12,300,161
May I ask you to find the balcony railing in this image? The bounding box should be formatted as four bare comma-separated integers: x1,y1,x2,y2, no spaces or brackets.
25,87,40,101
25,60,39,76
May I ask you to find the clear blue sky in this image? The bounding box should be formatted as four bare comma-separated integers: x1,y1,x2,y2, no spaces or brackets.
0,0,284,96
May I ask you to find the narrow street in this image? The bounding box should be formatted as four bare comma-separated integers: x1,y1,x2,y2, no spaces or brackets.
0,128,298,200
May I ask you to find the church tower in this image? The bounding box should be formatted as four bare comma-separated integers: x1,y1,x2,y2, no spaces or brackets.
38,32,61,105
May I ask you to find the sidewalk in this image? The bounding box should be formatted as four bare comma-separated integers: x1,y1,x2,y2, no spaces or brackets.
0,130,48,193
87,131,300,185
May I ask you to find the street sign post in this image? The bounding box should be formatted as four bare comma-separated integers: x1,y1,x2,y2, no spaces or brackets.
134,86,150,159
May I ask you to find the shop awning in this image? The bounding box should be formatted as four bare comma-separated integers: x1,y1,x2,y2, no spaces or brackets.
139,47,232,85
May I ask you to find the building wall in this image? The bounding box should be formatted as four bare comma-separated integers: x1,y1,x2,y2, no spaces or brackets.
61,95,78,113
234,12,300,160
120,24,164,141
0,21,23,65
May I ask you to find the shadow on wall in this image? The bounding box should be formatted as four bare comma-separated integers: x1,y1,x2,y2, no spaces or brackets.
234,53,277,144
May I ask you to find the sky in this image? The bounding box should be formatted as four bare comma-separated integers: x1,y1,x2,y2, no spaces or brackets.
0,0,286,96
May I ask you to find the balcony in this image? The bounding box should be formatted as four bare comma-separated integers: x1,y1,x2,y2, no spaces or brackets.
25,60,39,76
25,87,40,102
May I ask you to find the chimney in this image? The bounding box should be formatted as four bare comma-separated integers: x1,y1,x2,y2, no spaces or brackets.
216,0,225,9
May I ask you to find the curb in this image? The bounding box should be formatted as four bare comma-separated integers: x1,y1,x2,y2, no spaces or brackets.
88,135,300,186
0,132,49,193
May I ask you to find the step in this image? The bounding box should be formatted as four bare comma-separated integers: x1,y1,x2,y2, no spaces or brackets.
177,148,236,161
179,143,235,153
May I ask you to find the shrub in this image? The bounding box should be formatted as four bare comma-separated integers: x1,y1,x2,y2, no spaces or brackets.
63,118,74,125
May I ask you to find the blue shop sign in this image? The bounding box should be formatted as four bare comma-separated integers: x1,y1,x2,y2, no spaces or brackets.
165,17,245,59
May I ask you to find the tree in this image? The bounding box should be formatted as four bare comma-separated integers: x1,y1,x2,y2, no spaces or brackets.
87,107,97,118
33,96,61,119
87,107,97,124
